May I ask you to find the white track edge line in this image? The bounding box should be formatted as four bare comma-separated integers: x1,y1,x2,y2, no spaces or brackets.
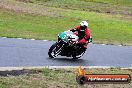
0,37,130,47
0,66,132,71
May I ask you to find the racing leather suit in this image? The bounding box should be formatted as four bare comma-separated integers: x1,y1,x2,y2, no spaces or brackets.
70,26,90,49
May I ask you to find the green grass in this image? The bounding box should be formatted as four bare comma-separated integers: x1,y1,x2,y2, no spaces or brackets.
0,0,132,45
0,68,132,88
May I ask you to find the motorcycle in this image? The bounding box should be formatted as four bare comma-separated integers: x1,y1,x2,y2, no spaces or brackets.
48,30,92,59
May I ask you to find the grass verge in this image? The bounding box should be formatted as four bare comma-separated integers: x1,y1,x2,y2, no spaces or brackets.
0,68,132,88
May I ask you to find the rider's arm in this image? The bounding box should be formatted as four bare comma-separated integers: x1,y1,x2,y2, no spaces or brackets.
70,28,77,32
84,28,90,41
68,26,80,32
79,28,90,43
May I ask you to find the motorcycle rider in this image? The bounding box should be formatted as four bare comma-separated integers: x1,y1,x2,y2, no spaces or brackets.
69,21,90,50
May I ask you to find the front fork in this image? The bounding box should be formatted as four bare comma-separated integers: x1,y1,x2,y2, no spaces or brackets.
53,42,64,57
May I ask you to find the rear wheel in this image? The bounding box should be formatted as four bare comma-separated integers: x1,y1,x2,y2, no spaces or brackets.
72,47,86,59
72,51,85,59
48,43,62,58
76,51,85,58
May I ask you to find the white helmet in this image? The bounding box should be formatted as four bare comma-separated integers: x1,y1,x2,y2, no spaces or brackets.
80,21,88,27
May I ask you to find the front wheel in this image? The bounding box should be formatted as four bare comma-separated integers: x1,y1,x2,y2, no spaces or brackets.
48,43,62,58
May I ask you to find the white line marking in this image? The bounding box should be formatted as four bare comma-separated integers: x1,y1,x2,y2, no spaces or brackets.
43,40,48,41
118,45,122,46
0,37,130,47
101,44,105,45
0,66,132,71
31,39,35,40
17,38,22,39
2,37,7,38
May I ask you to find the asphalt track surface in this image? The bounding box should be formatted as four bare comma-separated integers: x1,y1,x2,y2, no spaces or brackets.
0,38,132,67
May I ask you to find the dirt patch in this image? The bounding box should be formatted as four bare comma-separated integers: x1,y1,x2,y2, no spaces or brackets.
16,0,33,3
0,0,63,17
0,69,38,76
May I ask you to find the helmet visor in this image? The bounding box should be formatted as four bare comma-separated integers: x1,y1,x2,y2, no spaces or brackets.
80,26,86,31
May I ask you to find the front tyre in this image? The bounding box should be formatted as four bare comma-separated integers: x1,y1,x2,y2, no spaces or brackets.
48,43,62,58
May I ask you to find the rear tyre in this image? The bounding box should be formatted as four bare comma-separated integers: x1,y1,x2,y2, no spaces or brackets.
76,51,85,58
72,44,86,59
72,50,85,59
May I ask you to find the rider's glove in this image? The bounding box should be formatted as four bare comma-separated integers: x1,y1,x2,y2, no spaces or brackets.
72,41,78,45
